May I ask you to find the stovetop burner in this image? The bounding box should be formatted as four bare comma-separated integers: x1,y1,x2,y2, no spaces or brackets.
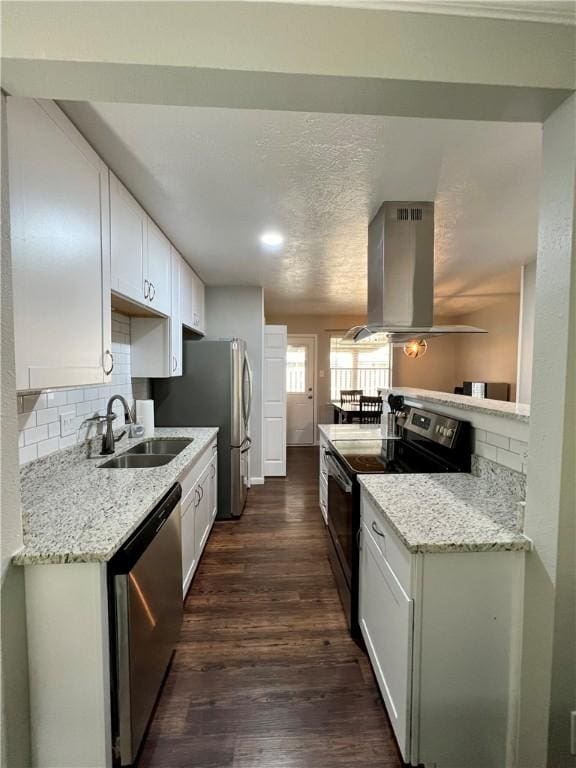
330,438,441,474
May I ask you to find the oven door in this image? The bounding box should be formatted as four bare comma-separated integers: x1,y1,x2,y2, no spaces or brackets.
326,452,354,587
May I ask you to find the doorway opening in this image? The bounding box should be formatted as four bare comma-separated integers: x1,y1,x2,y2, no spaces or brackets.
286,334,317,445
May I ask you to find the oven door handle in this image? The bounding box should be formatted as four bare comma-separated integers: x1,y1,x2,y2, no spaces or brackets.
325,454,353,494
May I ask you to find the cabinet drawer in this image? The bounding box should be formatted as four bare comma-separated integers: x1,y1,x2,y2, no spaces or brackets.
361,491,413,596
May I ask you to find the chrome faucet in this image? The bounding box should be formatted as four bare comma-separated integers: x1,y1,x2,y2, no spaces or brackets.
101,395,133,455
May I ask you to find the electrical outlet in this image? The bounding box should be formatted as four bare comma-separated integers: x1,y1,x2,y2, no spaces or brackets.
570,711,576,755
60,413,77,437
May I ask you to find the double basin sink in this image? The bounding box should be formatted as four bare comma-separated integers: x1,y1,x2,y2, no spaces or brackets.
99,438,193,469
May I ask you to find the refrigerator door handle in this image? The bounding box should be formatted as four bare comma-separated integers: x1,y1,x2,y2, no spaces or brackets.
242,353,253,429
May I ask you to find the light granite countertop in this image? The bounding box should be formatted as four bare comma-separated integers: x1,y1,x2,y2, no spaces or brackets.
359,473,531,554
379,387,530,423
14,427,218,566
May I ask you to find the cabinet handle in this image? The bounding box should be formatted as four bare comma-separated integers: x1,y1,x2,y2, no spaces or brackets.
371,521,386,538
172,355,177,372
194,488,200,507
144,279,149,299
149,282,155,302
199,484,204,501
211,463,216,478
103,350,114,375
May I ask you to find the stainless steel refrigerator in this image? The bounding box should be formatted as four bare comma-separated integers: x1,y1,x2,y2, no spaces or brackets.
152,338,252,519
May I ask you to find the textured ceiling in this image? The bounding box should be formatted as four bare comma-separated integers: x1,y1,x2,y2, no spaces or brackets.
61,102,541,317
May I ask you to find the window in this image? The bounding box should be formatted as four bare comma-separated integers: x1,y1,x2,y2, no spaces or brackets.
329,336,392,400
286,344,307,393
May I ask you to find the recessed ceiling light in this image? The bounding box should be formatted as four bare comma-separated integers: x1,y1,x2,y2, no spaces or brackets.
260,231,284,249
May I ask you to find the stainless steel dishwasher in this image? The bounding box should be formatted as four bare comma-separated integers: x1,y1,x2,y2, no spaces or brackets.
108,483,183,766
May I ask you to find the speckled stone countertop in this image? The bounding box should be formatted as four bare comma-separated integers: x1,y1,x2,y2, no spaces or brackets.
359,473,531,554
379,387,530,423
14,427,218,566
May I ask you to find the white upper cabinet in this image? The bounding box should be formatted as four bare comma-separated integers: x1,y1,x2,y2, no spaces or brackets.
110,175,171,316
110,172,146,306
170,248,183,376
191,269,206,334
180,259,206,334
8,98,112,391
130,246,183,378
146,219,171,316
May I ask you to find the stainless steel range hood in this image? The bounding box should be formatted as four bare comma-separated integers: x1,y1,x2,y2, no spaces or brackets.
345,202,486,343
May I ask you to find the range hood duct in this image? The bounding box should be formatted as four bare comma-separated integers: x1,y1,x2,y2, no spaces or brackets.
345,202,486,343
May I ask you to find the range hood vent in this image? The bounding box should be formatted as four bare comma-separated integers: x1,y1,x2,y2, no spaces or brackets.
345,201,486,343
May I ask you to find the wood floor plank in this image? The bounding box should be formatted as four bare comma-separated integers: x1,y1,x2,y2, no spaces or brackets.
137,447,404,768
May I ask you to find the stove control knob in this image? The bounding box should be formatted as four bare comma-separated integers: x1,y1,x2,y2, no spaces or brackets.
445,428,455,439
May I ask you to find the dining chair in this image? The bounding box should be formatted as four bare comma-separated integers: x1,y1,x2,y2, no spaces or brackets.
340,389,363,405
359,395,383,424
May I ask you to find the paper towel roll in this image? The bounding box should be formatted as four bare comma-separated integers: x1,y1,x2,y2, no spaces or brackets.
136,400,155,437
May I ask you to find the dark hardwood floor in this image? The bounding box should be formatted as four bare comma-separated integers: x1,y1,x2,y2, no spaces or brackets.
138,446,404,768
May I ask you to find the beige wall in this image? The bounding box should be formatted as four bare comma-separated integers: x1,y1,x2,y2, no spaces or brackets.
266,313,365,426
393,295,521,400
393,333,458,393
452,298,520,400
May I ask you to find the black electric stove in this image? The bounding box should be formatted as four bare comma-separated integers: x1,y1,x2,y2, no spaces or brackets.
325,404,471,639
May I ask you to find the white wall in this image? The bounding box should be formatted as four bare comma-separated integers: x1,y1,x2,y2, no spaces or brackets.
518,94,576,768
1,92,31,768
16,312,149,465
517,261,537,404
206,287,265,482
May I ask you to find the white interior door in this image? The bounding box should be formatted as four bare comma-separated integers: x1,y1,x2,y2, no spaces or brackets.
287,335,316,445
263,325,287,476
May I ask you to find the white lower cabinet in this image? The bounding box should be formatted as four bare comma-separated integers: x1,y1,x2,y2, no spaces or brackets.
318,436,329,523
180,440,218,597
360,522,413,757
359,490,525,768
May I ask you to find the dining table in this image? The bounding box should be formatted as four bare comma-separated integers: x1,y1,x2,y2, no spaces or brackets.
331,401,363,424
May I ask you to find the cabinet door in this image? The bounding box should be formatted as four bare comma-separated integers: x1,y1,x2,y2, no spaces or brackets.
180,260,194,330
359,524,414,761
146,219,171,316
208,451,218,522
191,270,206,334
194,465,210,558
181,499,196,598
170,248,183,376
8,98,112,390
110,173,146,305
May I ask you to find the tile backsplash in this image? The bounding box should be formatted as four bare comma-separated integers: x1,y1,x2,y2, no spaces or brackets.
473,428,528,474
17,312,150,465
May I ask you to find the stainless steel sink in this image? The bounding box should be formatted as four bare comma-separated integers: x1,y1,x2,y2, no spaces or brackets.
99,454,174,469
124,438,193,456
